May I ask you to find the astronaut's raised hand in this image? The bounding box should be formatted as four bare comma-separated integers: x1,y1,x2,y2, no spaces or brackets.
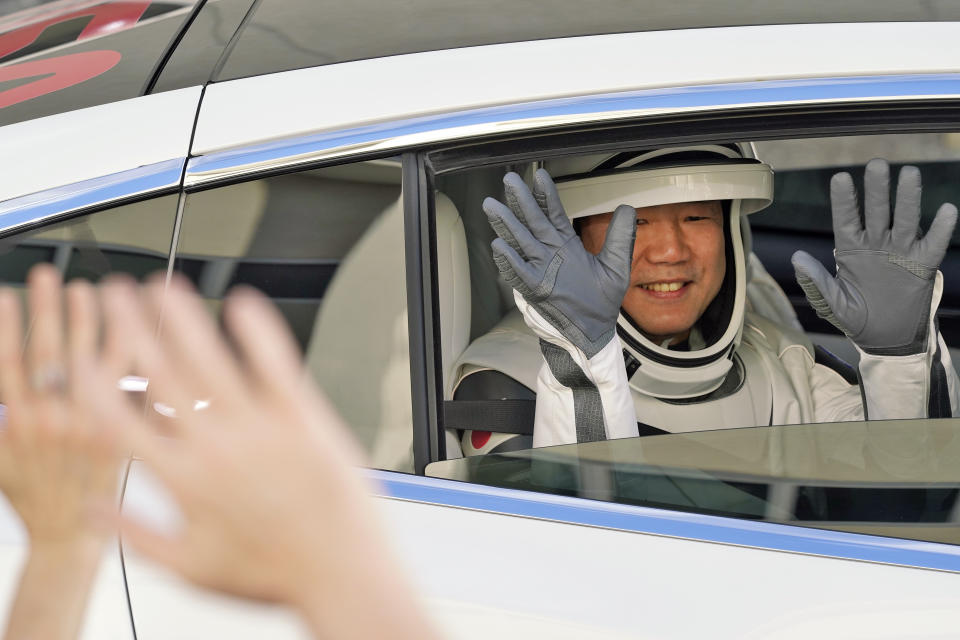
792,158,958,355
483,169,636,358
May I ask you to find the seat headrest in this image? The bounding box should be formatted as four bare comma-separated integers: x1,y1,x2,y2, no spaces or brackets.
306,192,470,471
435,192,471,397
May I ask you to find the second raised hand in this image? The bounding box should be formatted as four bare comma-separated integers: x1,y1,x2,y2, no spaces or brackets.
792,158,958,355
483,169,636,358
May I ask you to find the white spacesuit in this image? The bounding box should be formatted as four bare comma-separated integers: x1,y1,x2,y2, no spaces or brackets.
451,144,960,454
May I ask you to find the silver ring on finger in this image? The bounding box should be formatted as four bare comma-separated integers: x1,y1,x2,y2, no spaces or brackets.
30,366,67,395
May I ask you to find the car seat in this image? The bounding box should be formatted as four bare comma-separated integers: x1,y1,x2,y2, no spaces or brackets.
306,192,471,471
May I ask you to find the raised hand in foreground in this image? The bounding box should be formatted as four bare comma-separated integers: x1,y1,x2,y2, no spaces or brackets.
0,266,128,640
82,274,440,640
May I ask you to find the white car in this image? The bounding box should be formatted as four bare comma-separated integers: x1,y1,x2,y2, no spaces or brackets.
1,1,960,638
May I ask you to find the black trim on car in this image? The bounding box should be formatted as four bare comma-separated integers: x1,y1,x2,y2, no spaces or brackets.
404,152,444,473
209,0,265,83
142,0,211,96
150,0,257,93
424,162,447,464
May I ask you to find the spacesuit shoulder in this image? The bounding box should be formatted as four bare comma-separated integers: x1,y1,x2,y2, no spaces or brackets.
451,308,541,395
741,310,815,361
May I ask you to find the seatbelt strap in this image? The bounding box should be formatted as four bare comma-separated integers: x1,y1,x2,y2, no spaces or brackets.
442,399,535,435
444,400,670,438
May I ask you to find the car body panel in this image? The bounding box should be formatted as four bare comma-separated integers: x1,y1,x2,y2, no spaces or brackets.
120,462,960,639
187,72,960,189
121,462,311,639
0,86,199,233
379,491,960,640
189,23,960,178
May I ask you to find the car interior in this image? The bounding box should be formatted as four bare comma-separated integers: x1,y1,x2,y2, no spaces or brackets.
2,130,959,482
0,126,958,542
427,132,960,459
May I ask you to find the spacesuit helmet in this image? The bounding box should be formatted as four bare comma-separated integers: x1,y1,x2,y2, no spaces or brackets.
545,144,774,399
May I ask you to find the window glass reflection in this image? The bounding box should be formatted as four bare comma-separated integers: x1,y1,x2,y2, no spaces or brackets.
174,159,415,472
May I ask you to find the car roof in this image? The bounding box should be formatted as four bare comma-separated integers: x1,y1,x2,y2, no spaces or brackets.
4,0,960,129
209,0,960,83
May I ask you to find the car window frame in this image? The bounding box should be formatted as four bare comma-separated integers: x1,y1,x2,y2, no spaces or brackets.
0,85,202,240
185,73,960,476
0,164,189,640
182,70,960,561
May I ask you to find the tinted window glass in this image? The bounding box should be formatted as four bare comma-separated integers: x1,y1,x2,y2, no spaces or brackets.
0,194,179,284
217,0,960,81
173,159,415,472
750,133,960,343
150,0,252,93
438,131,960,456
426,420,960,545
753,134,960,241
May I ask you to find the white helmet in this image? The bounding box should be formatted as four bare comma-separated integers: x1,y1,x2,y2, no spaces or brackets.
546,144,774,399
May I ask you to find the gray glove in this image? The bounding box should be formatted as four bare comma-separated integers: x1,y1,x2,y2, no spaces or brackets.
792,158,958,355
483,169,636,358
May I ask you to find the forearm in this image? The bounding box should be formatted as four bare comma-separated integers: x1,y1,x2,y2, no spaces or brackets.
4,538,105,640
290,531,441,640
532,335,636,447
515,294,637,447
858,334,959,420
858,273,960,420
297,573,440,640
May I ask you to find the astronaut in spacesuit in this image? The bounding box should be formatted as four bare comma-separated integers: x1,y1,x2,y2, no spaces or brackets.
455,144,960,449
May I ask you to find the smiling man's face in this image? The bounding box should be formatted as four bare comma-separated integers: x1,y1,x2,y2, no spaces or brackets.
579,200,726,346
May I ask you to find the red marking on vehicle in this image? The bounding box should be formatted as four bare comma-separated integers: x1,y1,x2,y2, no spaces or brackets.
0,50,121,109
471,431,492,450
0,2,150,60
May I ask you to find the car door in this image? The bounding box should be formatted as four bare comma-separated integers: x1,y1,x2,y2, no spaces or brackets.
116,22,960,640
0,86,200,638
121,155,412,639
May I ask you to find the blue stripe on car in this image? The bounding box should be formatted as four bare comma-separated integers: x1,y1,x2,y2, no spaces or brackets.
0,158,185,234
368,469,960,573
